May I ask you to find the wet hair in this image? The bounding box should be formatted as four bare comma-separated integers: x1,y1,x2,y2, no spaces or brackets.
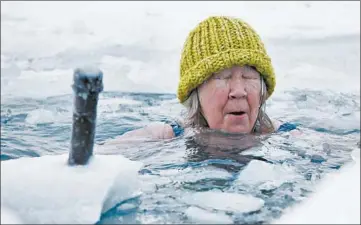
182,69,275,134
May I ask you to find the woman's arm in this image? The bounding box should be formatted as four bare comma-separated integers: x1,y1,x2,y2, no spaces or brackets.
103,122,175,145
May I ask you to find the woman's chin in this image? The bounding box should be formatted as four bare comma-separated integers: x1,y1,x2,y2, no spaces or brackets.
222,125,251,134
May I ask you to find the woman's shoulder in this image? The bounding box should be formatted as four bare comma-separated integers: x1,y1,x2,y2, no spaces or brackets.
272,119,282,131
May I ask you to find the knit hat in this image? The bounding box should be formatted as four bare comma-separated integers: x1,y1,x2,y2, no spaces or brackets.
177,16,276,103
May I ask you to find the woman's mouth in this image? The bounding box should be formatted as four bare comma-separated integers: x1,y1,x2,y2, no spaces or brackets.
227,111,247,121
229,111,246,116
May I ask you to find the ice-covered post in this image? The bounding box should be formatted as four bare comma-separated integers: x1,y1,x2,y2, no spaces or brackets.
68,67,103,165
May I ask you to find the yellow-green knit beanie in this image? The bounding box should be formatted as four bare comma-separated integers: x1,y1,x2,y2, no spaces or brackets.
177,16,276,103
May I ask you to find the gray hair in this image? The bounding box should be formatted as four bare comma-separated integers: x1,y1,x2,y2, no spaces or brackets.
182,77,275,134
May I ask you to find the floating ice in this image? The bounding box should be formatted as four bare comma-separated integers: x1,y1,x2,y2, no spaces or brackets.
1,153,143,224
235,160,300,190
181,190,264,213
273,153,360,224
185,206,233,224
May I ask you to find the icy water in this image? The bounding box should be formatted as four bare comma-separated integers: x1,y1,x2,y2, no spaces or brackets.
1,1,360,224
1,89,360,223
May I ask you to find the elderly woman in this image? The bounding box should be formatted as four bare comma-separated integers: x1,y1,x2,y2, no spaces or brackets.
106,16,296,144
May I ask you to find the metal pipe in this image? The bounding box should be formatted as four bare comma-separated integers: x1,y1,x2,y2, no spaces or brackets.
68,67,103,165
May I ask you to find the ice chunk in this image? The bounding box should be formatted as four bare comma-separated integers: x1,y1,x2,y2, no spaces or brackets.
185,206,233,224
181,190,264,213
235,160,300,190
273,159,360,224
1,153,142,224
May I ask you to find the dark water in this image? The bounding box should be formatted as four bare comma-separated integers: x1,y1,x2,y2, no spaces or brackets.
1,91,359,224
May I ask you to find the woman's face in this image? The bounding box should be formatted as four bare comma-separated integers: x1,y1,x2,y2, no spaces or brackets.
198,65,263,134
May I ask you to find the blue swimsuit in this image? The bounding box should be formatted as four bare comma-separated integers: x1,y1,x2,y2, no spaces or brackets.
277,122,298,132
169,121,298,137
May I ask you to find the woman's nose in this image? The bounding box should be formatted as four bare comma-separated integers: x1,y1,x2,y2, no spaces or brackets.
229,77,247,99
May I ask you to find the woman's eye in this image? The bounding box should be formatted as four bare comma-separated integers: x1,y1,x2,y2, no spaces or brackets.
214,73,231,80
243,74,258,79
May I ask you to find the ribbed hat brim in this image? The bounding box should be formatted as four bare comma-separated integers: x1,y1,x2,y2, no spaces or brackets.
177,48,276,103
